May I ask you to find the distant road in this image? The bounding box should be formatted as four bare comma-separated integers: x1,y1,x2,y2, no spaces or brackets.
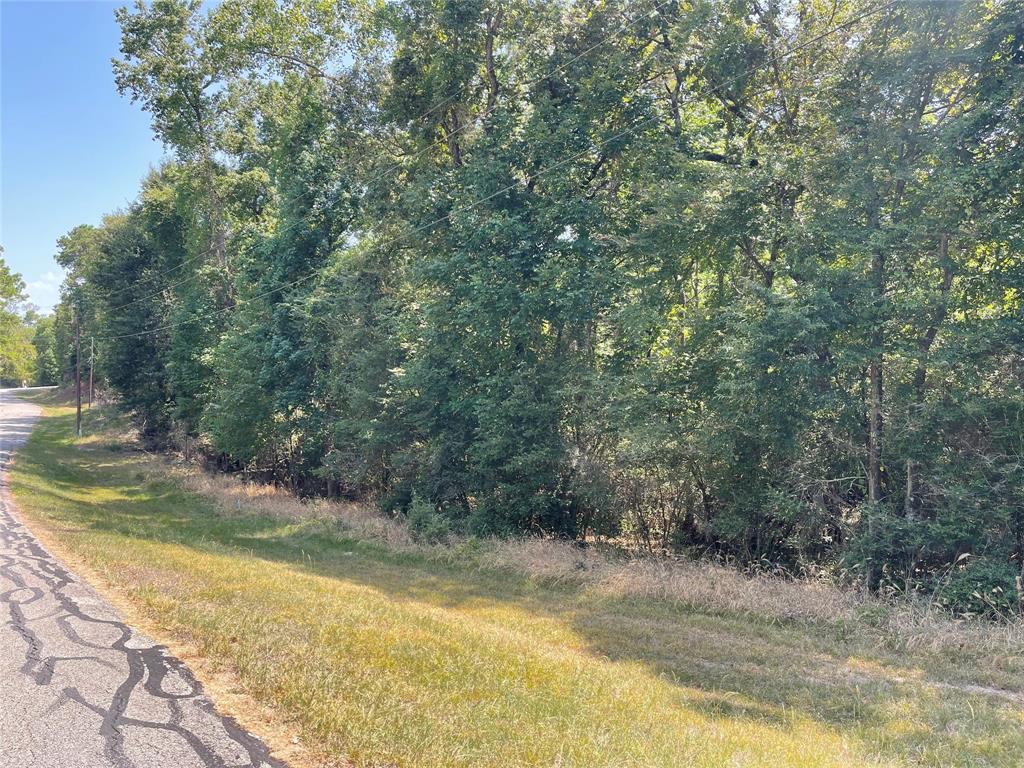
0,388,284,768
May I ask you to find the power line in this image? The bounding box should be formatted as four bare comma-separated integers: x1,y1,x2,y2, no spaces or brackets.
102,0,678,311
100,0,901,342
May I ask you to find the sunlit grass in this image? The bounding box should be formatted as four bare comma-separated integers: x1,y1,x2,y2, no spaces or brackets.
9,400,1024,767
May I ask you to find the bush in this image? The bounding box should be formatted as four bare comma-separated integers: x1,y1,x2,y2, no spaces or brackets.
406,493,452,544
934,558,1021,619
379,483,413,517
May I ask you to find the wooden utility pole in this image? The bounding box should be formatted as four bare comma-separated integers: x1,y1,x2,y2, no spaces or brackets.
88,336,95,409
75,312,82,438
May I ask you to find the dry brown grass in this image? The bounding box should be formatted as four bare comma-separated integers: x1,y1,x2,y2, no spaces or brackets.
171,464,417,548
484,537,860,621
488,537,1024,656
14,403,1024,768
167,461,1024,659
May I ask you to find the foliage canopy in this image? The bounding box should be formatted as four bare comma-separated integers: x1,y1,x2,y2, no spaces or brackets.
45,0,1024,612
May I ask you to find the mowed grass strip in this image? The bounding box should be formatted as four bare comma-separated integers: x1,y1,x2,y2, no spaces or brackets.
9,402,1024,767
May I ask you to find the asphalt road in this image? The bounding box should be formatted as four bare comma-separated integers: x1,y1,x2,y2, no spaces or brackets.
0,389,284,768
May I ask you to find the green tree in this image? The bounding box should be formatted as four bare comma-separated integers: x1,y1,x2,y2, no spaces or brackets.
0,250,36,386
32,316,60,386
46,0,1024,612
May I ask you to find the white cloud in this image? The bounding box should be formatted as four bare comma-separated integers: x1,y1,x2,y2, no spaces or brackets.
26,270,64,313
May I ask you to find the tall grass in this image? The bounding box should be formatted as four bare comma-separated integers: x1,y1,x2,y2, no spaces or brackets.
173,460,1024,658
10,401,1024,768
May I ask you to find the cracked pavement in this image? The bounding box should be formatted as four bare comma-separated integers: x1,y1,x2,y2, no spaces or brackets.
0,389,285,768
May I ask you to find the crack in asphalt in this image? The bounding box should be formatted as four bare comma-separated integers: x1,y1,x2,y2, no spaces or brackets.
0,391,286,768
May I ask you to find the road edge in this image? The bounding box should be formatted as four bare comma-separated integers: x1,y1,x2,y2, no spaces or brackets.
2,391,319,768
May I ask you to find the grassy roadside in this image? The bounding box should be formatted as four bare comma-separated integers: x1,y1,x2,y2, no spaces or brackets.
8,396,1024,767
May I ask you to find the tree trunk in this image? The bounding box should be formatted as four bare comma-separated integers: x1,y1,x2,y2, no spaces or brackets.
905,233,953,520
867,354,883,505
484,11,503,115
864,200,886,591
444,111,463,167
867,238,884,507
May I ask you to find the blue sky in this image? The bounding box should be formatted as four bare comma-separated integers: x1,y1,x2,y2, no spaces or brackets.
1,0,168,311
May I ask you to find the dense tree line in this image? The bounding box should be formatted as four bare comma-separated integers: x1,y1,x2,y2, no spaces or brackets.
47,0,1023,612
0,251,50,387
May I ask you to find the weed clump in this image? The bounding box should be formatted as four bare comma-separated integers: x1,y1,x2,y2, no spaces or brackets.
406,493,453,544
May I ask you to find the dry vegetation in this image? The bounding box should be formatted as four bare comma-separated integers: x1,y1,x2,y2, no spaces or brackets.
174,454,1024,660
10,395,1024,767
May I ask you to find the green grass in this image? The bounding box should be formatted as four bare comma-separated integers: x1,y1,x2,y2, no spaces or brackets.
9,399,1024,767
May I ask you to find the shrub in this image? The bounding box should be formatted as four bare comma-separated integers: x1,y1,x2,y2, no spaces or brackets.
934,558,1021,619
406,493,452,544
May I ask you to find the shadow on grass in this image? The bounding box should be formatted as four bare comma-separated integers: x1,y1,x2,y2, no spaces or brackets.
12,410,1024,766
